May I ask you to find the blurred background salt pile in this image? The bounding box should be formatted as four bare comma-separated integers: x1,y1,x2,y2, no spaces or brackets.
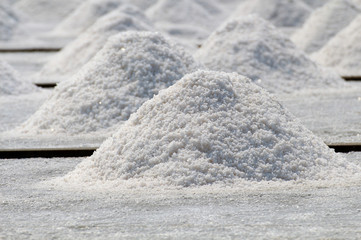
1,0,361,238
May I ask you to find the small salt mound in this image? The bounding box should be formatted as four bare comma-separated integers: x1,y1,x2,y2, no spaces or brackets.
312,15,361,77
14,0,83,23
292,0,359,53
194,15,343,93
64,70,347,187
0,3,18,41
35,5,152,83
0,60,38,95
19,32,200,135
52,0,124,37
231,0,311,28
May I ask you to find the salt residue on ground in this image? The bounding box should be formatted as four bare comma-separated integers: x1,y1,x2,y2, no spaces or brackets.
231,0,311,28
311,15,361,77
51,0,123,37
0,3,18,41
194,15,344,93
62,70,354,188
0,59,38,95
34,5,152,83
292,0,359,53
18,32,200,135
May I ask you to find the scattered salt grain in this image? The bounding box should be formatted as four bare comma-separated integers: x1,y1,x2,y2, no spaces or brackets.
63,70,351,188
34,5,153,83
18,31,200,135
292,0,359,53
311,15,361,77
0,3,18,41
194,15,344,93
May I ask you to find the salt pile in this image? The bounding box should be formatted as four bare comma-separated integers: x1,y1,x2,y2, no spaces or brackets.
19,32,200,135
292,0,359,53
34,5,152,83
63,70,348,187
0,3,18,41
231,0,311,28
51,0,123,37
312,15,361,76
194,15,344,93
0,60,38,95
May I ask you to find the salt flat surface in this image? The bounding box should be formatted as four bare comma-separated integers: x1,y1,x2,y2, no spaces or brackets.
0,153,360,239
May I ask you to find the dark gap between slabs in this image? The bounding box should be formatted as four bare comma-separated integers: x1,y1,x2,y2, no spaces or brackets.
35,83,57,88
0,148,96,159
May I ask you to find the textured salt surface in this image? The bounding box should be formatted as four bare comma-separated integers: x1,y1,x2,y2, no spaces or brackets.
302,0,329,8
63,70,352,188
292,0,359,53
0,3,18,41
34,5,152,84
194,15,344,93
231,0,311,27
0,59,38,95
51,0,123,37
312,15,361,76
17,32,200,136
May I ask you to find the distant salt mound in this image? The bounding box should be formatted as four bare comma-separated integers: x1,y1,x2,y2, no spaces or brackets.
35,5,152,83
0,60,37,95
231,0,311,28
52,0,124,37
194,15,343,93
312,15,361,77
0,3,18,41
64,70,347,187
14,0,82,23
292,0,359,53
19,32,200,135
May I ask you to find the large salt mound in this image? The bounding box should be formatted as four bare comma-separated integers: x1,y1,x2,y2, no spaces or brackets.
64,70,347,187
312,15,361,76
0,60,37,95
52,0,123,37
194,15,344,93
231,0,311,28
19,32,200,135
0,3,18,41
34,5,152,83
292,0,359,53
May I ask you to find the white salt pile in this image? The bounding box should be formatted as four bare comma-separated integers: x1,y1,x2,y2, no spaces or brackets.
34,5,152,83
14,0,83,23
292,0,359,53
0,3,18,41
194,15,344,93
312,15,361,76
63,70,349,188
19,32,200,135
231,0,311,28
51,0,123,37
0,60,38,95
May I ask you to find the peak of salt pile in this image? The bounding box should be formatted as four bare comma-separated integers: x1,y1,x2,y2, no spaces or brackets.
312,15,361,77
0,60,37,95
194,15,343,93
292,0,359,53
52,0,123,37
231,0,311,28
64,70,346,187
19,32,200,135
35,5,152,83
0,3,18,41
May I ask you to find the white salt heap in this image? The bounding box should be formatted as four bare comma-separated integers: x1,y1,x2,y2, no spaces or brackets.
292,0,360,53
52,0,124,37
231,0,311,28
0,60,38,95
34,5,152,83
312,15,361,76
19,32,200,135
194,15,344,93
64,70,350,187
0,3,18,41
